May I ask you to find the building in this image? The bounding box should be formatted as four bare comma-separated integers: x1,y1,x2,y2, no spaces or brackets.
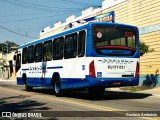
0,43,17,80
40,0,160,86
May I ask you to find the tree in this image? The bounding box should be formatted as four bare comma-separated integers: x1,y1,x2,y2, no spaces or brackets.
0,41,18,53
140,42,154,56
5,40,17,47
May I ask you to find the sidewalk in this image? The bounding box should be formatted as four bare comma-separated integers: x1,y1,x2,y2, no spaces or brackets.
108,87,160,96
136,87,160,96
0,77,16,81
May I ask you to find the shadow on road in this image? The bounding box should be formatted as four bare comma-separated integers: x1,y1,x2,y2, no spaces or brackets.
31,88,152,101
0,95,58,120
0,95,51,112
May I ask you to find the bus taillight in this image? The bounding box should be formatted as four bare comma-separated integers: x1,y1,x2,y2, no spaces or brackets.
135,62,139,77
89,60,96,78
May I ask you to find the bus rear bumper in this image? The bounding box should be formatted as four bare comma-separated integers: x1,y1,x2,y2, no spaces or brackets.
86,75,139,88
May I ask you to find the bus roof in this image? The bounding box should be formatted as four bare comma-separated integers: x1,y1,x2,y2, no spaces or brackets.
19,22,138,49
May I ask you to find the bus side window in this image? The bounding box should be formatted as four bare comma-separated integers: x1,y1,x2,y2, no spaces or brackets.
22,47,28,64
53,37,64,60
35,43,42,62
64,33,77,59
28,45,35,63
43,40,52,61
78,30,86,57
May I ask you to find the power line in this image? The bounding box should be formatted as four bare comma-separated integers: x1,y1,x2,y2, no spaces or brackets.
0,0,99,23
0,25,38,39
0,0,84,12
1,0,50,12
0,15,56,23
60,0,96,7
0,12,51,18
0,0,58,12
0,0,86,21
14,0,80,10
0,9,81,24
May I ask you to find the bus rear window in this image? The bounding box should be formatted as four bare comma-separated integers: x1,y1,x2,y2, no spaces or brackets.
93,26,137,56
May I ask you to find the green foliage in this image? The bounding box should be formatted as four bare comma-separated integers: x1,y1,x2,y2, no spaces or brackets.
140,42,154,56
0,41,18,52
121,86,139,92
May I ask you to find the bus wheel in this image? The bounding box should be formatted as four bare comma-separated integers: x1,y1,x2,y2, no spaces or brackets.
87,86,105,96
54,76,62,97
23,77,33,91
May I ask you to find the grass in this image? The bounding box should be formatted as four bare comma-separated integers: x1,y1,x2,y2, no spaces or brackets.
120,86,155,92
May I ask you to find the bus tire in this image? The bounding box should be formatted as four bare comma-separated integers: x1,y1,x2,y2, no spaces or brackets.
53,75,63,97
87,86,105,96
23,75,33,91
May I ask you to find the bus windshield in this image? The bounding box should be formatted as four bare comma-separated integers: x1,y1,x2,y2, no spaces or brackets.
93,25,137,56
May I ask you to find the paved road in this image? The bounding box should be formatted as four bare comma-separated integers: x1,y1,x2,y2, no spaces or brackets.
0,80,160,120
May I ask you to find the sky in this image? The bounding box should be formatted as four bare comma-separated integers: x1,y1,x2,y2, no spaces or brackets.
0,0,102,45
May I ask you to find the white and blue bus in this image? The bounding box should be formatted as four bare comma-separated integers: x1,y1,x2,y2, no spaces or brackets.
16,22,139,96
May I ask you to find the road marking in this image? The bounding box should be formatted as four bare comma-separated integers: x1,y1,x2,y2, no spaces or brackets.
0,86,156,120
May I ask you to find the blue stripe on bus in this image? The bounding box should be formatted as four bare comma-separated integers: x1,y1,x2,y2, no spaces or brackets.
47,66,63,69
22,68,29,71
21,66,63,71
